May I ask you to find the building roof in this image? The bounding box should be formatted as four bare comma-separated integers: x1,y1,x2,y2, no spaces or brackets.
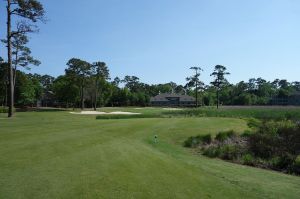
150,93,195,102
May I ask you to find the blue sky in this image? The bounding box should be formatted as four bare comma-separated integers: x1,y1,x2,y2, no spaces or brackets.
1,0,300,85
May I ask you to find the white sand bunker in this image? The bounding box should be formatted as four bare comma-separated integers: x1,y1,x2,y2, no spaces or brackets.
70,111,141,115
163,108,183,110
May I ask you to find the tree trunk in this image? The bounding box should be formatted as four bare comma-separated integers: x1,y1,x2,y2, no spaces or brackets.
4,79,8,107
13,48,19,88
7,0,14,117
217,89,219,109
94,79,98,111
195,80,198,107
81,85,84,110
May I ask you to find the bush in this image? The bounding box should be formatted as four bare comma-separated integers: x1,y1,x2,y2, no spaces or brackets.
183,134,212,148
269,154,295,172
277,127,300,155
202,146,219,158
258,120,296,135
242,154,255,166
215,130,237,142
247,118,261,129
184,120,300,175
219,145,241,160
291,155,300,175
294,155,300,167
241,130,253,137
200,134,212,144
248,133,275,159
0,106,8,113
248,120,300,159
203,144,243,160
183,136,198,148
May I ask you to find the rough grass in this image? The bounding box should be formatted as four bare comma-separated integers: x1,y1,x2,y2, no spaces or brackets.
95,114,162,120
0,109,300,198
164,106,300,120
95,106,300,120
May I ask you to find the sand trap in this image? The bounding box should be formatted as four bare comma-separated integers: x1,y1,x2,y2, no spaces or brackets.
163,108,183,111
70,111,141,115
110,111,141,115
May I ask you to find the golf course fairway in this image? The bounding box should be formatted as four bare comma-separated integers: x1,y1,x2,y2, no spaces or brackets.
0,111,299,198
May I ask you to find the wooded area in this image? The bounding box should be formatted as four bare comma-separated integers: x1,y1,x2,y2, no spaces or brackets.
1,58,300,110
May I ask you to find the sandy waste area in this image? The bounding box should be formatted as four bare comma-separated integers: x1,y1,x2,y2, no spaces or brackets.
162,108,183,110
70,111,141,115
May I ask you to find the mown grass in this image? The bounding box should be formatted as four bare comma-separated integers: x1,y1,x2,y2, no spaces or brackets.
0,109,300,198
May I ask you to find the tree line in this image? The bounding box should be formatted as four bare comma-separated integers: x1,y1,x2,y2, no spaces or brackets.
1,58,299,110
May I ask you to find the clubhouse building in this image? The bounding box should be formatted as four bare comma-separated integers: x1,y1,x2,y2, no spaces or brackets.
150,93,195,107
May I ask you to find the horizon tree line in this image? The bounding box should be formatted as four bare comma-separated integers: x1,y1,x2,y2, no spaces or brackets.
1,57,299,110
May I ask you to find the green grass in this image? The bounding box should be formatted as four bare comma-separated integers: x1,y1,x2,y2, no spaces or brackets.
164,106,300,120
94,106,300,120
95,113,163,120
0,109,300,198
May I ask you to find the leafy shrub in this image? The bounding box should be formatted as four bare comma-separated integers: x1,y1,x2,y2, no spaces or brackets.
248,133,276,159
202,146,219,158
219,145,241,160
215,130,237,142
247,118,261,129
269,156,281,169
184,120,300,175
0,107,8,113
242,154,255,166
291,155,300,175
202,144,244,160
241,130,253,137
200,134,212,144
183,136,198,148
183,134,212,148
277,127,300,155
269,154,295,172
249,120,300,159
285,112,294,120
258,120,296,135
294,155,300,167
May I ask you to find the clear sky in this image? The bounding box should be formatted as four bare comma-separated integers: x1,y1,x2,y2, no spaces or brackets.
1,0,300,85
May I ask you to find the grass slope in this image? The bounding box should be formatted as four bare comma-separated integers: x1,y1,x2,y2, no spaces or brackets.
0,111,299,198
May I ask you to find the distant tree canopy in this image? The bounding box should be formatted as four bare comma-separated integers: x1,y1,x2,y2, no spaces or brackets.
0,58,299,108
